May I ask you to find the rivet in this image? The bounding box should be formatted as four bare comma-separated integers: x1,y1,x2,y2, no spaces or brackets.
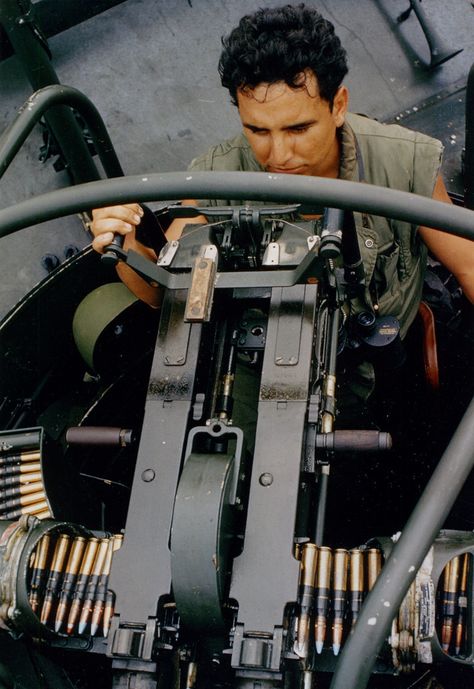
259,473,273,486
142,469,155,482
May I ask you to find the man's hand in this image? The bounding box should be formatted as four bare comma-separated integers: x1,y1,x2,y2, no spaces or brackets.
90,203,144,254
90,203,164,307
89,198,205,308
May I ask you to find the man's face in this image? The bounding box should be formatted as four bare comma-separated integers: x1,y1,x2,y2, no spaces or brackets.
237,72,348,178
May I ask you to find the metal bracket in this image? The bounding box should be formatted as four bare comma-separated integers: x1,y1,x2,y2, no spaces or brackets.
157,240,179,267
108,616,156,661
184,422,244,505
184,245,218,322
231,624,284,673
262,242,280,266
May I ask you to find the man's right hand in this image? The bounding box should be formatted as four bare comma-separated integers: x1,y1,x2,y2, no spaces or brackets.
90,203,144,254
88,198,203,308
90,203,165,307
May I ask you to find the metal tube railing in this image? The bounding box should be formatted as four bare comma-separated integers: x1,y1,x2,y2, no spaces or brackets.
0,0,115,184
0,171,473,240
0,85,124,181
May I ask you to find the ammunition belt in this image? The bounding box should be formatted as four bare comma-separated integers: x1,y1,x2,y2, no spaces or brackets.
28,529,123,637
0,428,52,521
294,541,471,669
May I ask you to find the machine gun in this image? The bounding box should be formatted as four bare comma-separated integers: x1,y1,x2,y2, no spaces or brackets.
98,202,395,688
0,173,474,689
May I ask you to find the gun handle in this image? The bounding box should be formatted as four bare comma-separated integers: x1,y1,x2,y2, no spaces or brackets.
101,234,125,266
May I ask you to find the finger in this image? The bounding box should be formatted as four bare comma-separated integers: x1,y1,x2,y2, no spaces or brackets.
92,204,143,225
92,232,115,254
90,217,135,238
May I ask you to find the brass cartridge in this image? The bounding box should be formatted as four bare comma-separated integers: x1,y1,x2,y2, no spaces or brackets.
0,489,46,514
455,553,469,655
40,534,71,625
2,499,49,521
0,451,41,466
0,462,41,477
99,535,122,637
332,548,348,656
349,548,364,627
367,548,382,591
34,509,52,519
94,534,123,636
29,533,51,613
90,538,115,636
78,538,110,634
315,546,332,653
66,537,100,635
294,543,318,658
112,534,124,551
54,536,87,633
102,589,116,638
441,556,460,652
0,471,42,488
1,480,44,499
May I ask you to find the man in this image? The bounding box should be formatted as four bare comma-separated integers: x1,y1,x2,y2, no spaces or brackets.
91,4,473,348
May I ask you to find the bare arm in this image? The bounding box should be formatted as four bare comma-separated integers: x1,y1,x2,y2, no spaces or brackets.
91,201,206,307
419,175,474,303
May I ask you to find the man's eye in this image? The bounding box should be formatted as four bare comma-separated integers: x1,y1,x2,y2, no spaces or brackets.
292,126,309,134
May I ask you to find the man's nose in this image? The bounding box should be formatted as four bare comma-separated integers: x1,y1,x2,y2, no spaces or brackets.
269,134,291,166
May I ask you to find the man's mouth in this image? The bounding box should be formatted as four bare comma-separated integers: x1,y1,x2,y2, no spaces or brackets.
267,166,305,174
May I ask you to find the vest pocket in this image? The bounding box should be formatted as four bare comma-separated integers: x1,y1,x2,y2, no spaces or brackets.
373,242,400,297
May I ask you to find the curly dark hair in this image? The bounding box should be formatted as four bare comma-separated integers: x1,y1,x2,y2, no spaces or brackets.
218,4,348,106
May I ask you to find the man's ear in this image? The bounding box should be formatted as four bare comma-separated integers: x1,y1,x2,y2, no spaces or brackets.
333,86,349,127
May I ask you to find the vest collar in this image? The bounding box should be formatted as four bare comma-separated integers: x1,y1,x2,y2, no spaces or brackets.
339,118,365,182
